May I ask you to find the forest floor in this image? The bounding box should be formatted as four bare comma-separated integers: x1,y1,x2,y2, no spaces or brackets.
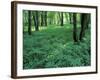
23,26,91,69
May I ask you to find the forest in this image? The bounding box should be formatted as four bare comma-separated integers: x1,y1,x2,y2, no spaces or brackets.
23,10,91,69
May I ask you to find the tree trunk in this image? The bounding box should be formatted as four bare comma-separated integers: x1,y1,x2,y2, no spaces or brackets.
65,13,69,23
41,11,44,26
86,14,90,29
79,13,88,41
73,13,78,42
28,11,31,35
44,11,47,26
61,12,64,26
33,11,39,31
69,13,73,24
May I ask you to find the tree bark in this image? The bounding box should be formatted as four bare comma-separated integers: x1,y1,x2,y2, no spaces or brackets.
33,11,39,31
73,13,78,42
79,13,88,41
86,14,90,29
41,11,44,26
69,13,73,24
28,11,31,35
44,11,47,26
61,12,64,26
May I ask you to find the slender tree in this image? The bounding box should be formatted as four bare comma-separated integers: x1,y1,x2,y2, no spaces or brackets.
73,13,78,42
28,11,32,35
40,11,47,26
65,13,69,23
79,13,89,41
41,11,44,26
69,13,73,24
86,14,91,29
44,11,47,26
33,11,39,31
60,12,64,26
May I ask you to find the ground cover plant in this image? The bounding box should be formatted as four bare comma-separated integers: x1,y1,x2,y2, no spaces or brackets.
23,11,91,69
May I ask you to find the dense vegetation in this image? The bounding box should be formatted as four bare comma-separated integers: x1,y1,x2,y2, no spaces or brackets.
23,10,91,69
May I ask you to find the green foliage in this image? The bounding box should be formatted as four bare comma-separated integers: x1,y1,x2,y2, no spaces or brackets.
23,10,91,69
45,40,90,68
23,26,91,69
